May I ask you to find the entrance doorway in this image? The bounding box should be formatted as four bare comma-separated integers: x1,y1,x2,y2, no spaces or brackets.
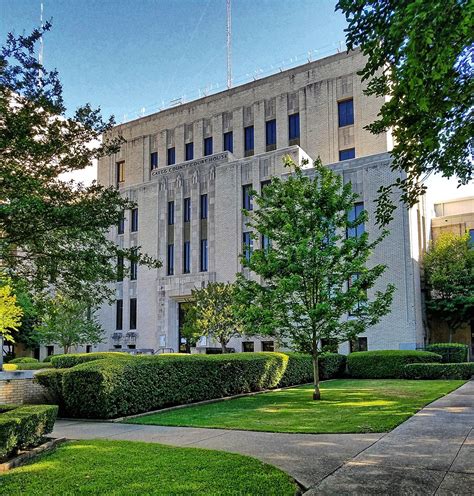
178,302,193,353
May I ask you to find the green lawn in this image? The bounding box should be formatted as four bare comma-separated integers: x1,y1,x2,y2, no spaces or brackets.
1,439,296,495
127,379,465,434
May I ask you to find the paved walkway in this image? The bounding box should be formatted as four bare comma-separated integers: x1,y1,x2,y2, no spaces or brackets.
51,380,474,495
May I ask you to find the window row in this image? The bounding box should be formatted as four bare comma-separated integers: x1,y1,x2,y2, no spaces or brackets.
167,194,208,225
116,298,137,330
117,208,138,234
166,239,208,276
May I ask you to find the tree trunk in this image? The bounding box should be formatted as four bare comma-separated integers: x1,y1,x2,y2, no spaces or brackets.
63,345,69,354
220,341,227,354
312,351,321,400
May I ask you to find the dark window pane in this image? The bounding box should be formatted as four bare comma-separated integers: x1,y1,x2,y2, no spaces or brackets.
338,99,354,127
200,194,208,220
130,249,137,281
117,255,124,282
129,298,137,330
244,126,254,155
266,119,276,146
243,232,253,262
168,201,175,225
167,147,176,166
339,148,355,161
131,208,138,232
347,202,365,239
200,239,208,272
288,113,300,140
150,152,158,170
118,213,125,234
243,184,253,211
185,142,194,161
261,341,274,352
183,241,191,273
242,341,254,352
116,299,123,330
223,131,233,153
183,197,191,222
167,244,174,275
204,137,213,156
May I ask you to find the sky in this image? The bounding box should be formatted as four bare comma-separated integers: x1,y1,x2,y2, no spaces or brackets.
0,0,348,122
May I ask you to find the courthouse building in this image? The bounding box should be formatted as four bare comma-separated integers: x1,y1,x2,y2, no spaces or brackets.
93,49,427,354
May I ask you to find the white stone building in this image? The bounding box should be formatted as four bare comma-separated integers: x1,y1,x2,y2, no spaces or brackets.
87,49,426,355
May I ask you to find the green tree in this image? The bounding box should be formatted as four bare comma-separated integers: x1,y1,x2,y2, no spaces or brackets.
34,294,104,354
423,232,474,343
336,0,473,224
237,157,395,399
185,282,242,353
0,279,23,342
0,25,159,304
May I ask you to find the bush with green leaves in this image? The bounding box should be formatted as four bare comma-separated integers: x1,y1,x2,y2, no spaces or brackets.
347,350,442,379
15,362,52,370
50,352,130,369
0,404,58,460
34,369,68,413
8,357,39,364
404,362,474,380
319,353,347,380
425,343,469,363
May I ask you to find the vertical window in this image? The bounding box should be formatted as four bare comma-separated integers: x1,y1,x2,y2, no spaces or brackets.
46,345,54,356
129,298,137,330
183,241,191,273
469,229,474,248
243,232,253,262
242,184,253,211
262,234,271,252
338,99,354,127
244,126,254,156
242,342,254,352
131,208,138,232
339,148,355,161
204,137,213,156
288,113,300,142
117,213,125,235
347,202,365,238
116,299,123,330
167,147,176,166
200,239,208,272
348,273,367,316
130,249,137,281
116,161,125,186
223,131,233,153
117,255,124,282
200,194,208,220
86,345,92,353
266,119,276,149
168,201,175,225
167,244,174,275
150,152,158,170
350,337,368,353
183,197,191,222
185,142,194,161
260,180,271,194
261,341,275,352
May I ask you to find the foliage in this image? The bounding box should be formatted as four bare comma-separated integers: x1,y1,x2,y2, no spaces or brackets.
0,26,160,304
347,350,442,378
34,294,104,354
178,301,202,349
39,353,289,418
423,233,474,341
0,404,58,459
336,0,473,224
319,352,347,379
185,282,243,353
425,343,469,363
8,357,38,364
0,439,297,496
15,362,52,370
404,362,474,380
34,368,67,412
237,157,395,399
0,281,23,342
50,351,130,369
130,379,464,434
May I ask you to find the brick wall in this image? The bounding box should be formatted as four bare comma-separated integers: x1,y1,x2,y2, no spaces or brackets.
0,375,48,405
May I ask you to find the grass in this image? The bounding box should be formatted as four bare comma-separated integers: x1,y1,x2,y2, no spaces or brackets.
127,379,465,434
0,439,296,495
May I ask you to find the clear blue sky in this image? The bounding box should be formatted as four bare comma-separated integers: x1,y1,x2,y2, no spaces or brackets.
1,0,347,122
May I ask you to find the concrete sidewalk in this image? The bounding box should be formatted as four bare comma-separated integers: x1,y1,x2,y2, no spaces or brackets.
51,380,474,494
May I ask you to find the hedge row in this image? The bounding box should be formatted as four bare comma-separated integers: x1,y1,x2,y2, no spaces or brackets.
425,343,469,363
404,362,474,380
16,363,52,370
0,404,58,459
8,357,39,364
50,352,130,369
347,350,443,378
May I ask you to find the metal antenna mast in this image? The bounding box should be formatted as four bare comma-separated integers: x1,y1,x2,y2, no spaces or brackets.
39,2,44,66
226,0,232,89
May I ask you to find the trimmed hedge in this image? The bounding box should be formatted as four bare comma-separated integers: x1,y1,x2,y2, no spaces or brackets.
404,362,474,380
8,357,39,364
320,353,346,380
34,369,68,412
0,404,58,460
425,343,469,363
347,350,443,379
51,352,131,369
16,362,52,370
57,353,287,418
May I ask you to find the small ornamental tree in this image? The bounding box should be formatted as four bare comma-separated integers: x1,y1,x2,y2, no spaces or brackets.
0,280,23,342
185,282,242,353
423,232,474,342
237,157,395,400
34,294,104,354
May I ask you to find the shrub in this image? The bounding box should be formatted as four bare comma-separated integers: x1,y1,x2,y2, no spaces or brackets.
2,364,18,371
347,350,442,379
0,404,58,460
320,353,347,380
404,362,474,380
42,355,57,363
425,343,469,363
61,353,288,419
279,353,313,387
8,357,39,364
51,352,130,369
16,362,52,370
35,369,68,412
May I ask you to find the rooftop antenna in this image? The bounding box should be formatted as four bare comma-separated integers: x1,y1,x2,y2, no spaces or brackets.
226,0,232,89
38,2,44,84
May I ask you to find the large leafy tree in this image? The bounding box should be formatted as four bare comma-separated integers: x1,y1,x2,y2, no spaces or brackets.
237,158,395,400
0,25,159,304
336,0,473,225
0,280,23,343
423,232,474,343
185,282,242,353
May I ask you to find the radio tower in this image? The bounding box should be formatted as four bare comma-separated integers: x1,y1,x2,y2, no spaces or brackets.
38,2,44,84
226,0,232,89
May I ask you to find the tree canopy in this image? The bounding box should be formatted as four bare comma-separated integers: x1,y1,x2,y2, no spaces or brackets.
0,25,159,305
336,0,473,224
237,157,395,399
0,280,23,342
